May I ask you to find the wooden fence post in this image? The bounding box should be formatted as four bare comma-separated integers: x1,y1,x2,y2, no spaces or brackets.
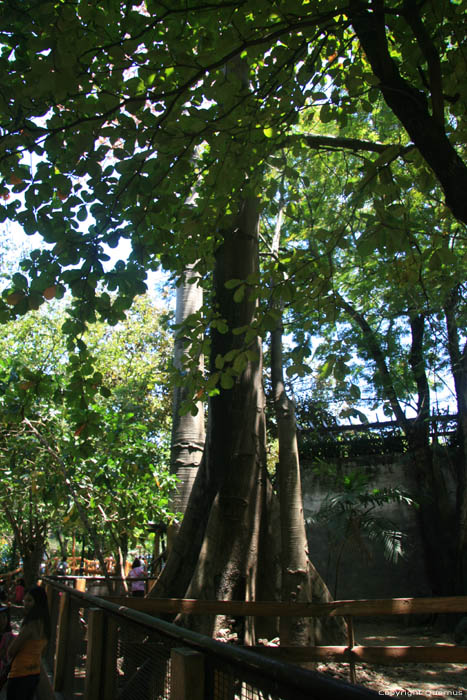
170,648,204,700
102,616,118,700
84,609,104,700
84,608,118,700
53,592,70,692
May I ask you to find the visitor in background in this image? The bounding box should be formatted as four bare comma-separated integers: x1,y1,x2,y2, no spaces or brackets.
129,558,145,597
13,581,24,606
56,556,68,576
6,585,50,700
0,606,14,697
104,555,115,574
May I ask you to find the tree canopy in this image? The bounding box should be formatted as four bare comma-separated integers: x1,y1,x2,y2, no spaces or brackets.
0,1,465,285
0,1,465,409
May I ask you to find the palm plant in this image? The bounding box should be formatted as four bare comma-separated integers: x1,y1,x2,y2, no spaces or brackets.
314,469,416,598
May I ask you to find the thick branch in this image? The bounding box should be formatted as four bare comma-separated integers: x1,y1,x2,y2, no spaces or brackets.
349,0,467,226
285,133,414,156
402,0,444,125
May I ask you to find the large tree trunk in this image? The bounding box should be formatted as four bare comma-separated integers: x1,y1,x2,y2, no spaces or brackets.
181,196,267,640
169,266,205,545
151,196,268,642
151,195,345,645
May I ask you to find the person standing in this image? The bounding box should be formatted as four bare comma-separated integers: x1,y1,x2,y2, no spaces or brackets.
0,606,14,697
56,557,68,576
6,585,50,700
128,558,145,597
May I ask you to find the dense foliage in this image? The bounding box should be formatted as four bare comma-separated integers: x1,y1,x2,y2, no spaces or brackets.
0,0,464,418
0,285,176,579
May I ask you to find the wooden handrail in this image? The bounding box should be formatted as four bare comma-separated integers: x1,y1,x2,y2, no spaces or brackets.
102,595,467,618
250,645,467,664
46,579,467,692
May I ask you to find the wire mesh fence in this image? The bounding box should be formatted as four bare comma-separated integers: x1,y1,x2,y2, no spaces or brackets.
113,614,172,700
44,579,380,700
205,655,309,700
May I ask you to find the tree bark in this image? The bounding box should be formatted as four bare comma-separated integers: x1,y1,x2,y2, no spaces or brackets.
169,266,205,546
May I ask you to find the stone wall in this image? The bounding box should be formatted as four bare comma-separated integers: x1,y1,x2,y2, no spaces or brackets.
301,457,436,601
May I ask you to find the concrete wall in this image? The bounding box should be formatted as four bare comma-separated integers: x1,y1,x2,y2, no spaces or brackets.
301,457,436,601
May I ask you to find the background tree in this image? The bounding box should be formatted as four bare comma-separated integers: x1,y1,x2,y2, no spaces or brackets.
0,310,71,584
257,101,466,594
0,291,175,583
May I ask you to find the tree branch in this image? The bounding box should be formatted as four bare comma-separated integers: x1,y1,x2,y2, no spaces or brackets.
335,292,411,433
284,132,414,155
402,0,444,125
349,0,467,226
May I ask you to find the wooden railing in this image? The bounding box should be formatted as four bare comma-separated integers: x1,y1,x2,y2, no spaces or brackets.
42,557,125,576
45,577,467,688
102,593,467,683
41,579,380,700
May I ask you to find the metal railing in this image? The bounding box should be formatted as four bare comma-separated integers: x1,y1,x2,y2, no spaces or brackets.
42,578,379,700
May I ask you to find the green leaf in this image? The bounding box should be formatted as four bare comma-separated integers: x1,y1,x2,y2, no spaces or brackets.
12,273,28,290
225,279,243,289
233,285,245,302
319,103,333,123
220,373,234,390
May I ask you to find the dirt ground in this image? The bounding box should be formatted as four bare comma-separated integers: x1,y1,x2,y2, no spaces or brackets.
314,621,467,698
